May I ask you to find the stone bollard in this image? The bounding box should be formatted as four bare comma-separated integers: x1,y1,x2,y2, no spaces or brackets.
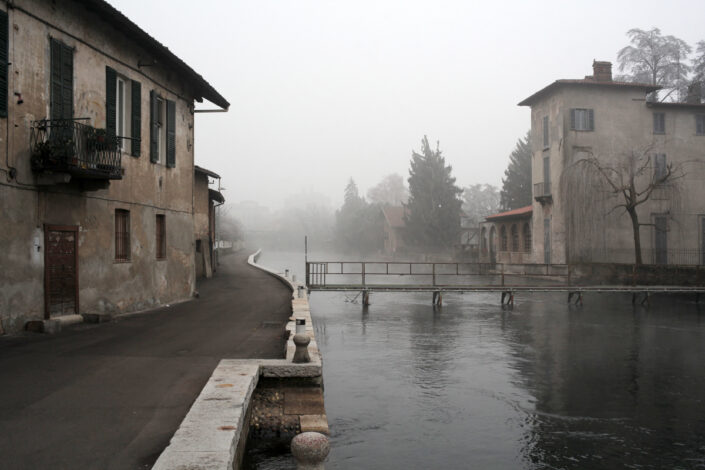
292,333,311,363
291,432,330,470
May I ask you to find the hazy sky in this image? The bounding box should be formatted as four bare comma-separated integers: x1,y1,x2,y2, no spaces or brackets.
111,0,703,210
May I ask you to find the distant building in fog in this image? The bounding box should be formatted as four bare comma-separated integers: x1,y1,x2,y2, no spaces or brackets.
518,60,705,265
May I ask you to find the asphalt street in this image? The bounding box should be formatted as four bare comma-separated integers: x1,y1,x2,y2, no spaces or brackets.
0,250,291,470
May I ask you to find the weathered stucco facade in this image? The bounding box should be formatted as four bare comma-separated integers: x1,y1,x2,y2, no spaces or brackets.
520,61,705,266
0,0,228,333
193,166,224,279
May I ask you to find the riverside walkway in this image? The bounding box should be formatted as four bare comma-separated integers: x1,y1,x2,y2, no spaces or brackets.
0,250,292,470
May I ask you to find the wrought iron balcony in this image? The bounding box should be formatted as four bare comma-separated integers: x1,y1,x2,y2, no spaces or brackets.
534,182,552,204
30,119,123,180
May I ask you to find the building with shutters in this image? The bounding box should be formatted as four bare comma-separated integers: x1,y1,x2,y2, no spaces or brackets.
518,60,705,266
0,0,228,334
194,166,225,279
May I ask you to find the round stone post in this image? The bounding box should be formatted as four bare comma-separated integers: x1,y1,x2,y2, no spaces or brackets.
291,432,330,470
292,333,311,363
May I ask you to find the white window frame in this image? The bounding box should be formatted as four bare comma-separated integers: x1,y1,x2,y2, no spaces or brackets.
115,75,131,152
156,97,165,164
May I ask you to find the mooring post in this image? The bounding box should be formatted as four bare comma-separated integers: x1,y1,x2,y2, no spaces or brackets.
292,332,311,363
291,432,330,470
362,290,370,306
433,291,442,306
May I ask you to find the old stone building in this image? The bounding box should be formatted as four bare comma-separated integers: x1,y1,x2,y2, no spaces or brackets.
519,61,705,266
194,166,224,279
0,0,228,333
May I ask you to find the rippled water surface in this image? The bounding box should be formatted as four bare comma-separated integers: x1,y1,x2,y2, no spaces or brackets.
258,251,705,469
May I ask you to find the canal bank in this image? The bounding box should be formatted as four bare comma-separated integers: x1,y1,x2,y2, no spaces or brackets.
261,249,705,470
153,250,328,470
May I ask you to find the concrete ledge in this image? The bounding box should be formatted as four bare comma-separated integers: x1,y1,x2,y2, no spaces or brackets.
153,250,325,470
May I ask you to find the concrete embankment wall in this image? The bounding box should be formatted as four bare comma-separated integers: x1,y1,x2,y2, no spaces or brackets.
152,250,325,470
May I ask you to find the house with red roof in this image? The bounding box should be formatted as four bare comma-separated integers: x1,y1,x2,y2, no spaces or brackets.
479,206,533,264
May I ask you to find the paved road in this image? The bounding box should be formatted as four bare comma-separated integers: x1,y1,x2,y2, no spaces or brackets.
0,251,292,470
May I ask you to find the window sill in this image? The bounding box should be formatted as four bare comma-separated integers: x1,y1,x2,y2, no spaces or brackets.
156,257,167,261
114,259,131,264
653,132,666,135
570,129,594,132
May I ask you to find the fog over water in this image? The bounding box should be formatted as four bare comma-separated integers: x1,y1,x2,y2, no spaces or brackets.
110,0,703,210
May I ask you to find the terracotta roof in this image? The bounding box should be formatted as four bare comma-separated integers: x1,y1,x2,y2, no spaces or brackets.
518,79,660,107
381,206,406,228
485,205,532,221
76,0,229,109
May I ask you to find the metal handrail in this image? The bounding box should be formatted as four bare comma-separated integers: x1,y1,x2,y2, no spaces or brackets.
30,118,123,179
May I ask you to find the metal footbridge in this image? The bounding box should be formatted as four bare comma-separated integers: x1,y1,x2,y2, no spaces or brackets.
305,260,705,306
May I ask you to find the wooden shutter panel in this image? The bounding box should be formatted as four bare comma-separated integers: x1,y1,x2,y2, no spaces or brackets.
105,66,116,136
50,39,63,120
570,109,576,130
60,43,73,120
588,109,594,131
0,10,8,118
149,90,158,163
166,99,175,168
131,80,141,156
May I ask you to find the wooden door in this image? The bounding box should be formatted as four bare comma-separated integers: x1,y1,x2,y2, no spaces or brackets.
44,225,78,318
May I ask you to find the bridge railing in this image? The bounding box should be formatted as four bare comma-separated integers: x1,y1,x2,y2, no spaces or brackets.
305,261,569,289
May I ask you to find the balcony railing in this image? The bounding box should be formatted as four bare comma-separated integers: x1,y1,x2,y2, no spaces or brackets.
30,118,123,180
534,181,551,203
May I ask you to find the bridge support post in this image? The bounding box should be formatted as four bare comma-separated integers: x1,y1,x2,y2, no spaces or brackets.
501,291,514,306
432,291,442,307
362,290,370,307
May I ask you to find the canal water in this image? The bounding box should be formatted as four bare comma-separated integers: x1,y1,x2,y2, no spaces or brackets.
257,250,705,469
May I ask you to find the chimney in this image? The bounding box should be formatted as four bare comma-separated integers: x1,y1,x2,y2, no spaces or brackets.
592,60,612,82
686,81,702,104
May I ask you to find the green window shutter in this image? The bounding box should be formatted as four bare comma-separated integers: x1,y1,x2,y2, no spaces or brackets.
588,109,594,131
60,43,73,120
570,109,575,130
131,80,141,156
105,66,116,136
50,38,73,121
50,39,63,120
0,10,8,118
149,90,158,163
166,99,175,168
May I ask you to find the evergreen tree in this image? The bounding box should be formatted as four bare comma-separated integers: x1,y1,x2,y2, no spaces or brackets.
404,136,462,250
500,131,532,210
335,178,383,253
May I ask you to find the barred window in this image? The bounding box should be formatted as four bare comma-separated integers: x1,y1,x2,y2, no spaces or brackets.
156,214,166,259
115,209,130,261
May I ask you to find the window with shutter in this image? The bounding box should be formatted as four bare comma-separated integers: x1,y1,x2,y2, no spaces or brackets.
50,38,73,121
115,209,130,261
0,10,8,118
654,154,667,181
697,114,705,136
542,116,548,148
105,67,116,136
166,99,175,168
131,80,141,156
150,90,159,163
653,112,665,134
570,108,594,131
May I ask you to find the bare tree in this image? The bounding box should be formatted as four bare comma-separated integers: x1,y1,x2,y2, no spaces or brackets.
617,28,692,101
367,173,408,206
579,146,683,265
